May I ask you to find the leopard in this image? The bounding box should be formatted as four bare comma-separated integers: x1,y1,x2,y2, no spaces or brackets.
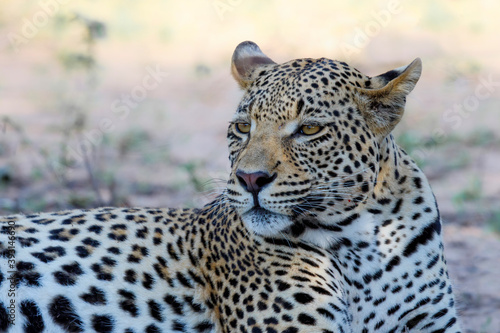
0,41,461,333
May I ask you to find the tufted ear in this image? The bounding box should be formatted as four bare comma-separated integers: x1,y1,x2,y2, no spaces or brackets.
356,58,422,138
231,41,276,89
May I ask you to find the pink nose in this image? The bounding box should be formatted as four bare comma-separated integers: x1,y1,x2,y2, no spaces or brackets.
236,170,277,195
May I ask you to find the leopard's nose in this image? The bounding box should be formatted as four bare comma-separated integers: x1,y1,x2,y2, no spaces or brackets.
236,170,277,196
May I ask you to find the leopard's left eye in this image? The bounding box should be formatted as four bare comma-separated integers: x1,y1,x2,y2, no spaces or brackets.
236,123,251,134
300,125,322,135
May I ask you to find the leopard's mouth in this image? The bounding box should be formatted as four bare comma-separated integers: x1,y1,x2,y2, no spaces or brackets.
245,206,272,217
240,207,293,236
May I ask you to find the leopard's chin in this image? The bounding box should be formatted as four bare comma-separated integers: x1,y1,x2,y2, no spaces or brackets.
240,207,293,237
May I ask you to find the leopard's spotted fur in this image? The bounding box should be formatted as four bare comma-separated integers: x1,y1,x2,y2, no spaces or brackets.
0,41,461,333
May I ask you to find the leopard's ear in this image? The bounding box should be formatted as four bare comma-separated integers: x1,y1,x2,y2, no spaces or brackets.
356,58,422,137
231,41,276,89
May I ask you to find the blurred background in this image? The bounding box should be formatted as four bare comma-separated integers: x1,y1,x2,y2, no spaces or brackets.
1,1,499,331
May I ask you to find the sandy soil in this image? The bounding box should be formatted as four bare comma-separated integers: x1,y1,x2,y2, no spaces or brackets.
444,225,500,332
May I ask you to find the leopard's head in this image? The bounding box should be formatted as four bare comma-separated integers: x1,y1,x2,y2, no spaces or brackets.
225,41,421,246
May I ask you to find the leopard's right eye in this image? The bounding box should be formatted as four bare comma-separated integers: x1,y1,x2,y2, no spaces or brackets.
236,123,251,134
300,124,322,135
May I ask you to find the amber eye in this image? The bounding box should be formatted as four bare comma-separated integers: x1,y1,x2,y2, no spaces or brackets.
300,125,321,135
236,123,251,133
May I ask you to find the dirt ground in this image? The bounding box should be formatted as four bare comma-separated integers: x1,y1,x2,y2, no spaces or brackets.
1,2,499,332
445,225,500,332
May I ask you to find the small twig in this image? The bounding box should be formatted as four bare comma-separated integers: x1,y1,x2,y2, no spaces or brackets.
109,177,118,206
80,139,104,206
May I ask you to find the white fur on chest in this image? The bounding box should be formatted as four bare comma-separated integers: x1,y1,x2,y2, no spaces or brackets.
302,212,376,248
